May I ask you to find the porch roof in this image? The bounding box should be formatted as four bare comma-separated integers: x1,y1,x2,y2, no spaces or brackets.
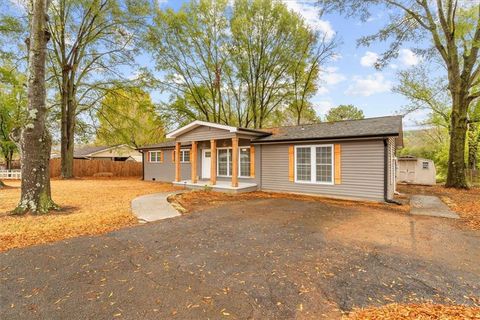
165,120,269,139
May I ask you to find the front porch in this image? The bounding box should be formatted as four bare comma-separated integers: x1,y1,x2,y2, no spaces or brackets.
166,121,266,192
173,179,258,193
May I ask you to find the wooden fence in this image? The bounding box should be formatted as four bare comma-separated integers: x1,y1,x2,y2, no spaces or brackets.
50,159,142,178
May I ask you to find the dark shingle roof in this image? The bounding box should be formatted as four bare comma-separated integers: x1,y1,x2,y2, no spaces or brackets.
254,116,403,143
137,116,403,149
74,145,112,157
137,140,191,150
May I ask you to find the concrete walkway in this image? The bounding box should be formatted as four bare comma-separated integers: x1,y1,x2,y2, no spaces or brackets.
410,195,460,219
131,192,182,222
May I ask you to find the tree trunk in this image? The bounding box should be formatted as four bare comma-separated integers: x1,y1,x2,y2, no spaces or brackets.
445,92,469,188
5,150,13,170
60,83,76,179
14,0,57,214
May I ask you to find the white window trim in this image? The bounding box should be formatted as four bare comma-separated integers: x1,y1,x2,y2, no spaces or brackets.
149,151,162,163
216,146,252,178
180,149,190,163
294,144,334,185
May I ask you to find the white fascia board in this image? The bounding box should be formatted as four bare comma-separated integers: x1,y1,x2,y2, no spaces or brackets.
166,120,238,138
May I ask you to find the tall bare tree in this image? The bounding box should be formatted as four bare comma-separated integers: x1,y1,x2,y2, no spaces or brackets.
14,0,57,214
148,0,336,129
47,0,154,178
322,0,480,188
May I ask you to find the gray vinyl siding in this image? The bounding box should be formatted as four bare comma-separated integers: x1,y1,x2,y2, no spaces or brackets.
143,149,190,182
259,140,386,201
177,126,235,143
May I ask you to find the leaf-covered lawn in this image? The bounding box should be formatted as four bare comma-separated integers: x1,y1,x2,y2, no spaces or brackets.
343,303,480,319
397,184,480,230
0,178,178,252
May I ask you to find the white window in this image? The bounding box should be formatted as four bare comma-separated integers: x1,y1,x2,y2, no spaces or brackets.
239,147,251,177
422,161,429,169
217,148,232,176
217,147,251,177
295,145,334,184
149,151,162,163
180,149,190,163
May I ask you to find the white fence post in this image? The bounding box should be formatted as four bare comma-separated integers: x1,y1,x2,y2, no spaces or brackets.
0,170,22,179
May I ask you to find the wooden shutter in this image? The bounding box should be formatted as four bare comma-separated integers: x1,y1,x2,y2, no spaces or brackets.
288,145,294,182
334,144,341,184
160,151,164,163
171,150,175,162
250,146,255,177
146,151,150,163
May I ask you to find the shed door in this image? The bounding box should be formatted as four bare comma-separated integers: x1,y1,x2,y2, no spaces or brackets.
406,161,416,182
398,161,416,183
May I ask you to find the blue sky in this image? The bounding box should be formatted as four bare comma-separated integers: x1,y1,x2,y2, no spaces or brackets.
150,0,427,129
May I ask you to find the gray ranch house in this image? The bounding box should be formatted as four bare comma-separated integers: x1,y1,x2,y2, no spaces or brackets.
137,116,403,202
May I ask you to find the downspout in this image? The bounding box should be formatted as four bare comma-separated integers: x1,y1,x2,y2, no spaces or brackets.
141,150,145,181
384,138,401,205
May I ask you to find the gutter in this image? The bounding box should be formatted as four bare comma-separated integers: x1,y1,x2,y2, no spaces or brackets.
252,133,399,145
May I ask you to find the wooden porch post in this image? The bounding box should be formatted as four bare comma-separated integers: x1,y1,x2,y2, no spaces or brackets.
191,141,197,183
210,139,217,185
175,142,181,182
231,137,239,187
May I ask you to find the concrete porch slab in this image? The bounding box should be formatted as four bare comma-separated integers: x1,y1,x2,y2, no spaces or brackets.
410,195,460,219
173,180,258,193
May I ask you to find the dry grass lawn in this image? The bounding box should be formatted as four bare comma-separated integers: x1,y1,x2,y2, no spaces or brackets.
397,184,480,230
0,178,178,252
343,303,480,319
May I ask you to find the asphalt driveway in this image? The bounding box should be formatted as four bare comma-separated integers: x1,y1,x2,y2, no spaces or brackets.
1,198,479,319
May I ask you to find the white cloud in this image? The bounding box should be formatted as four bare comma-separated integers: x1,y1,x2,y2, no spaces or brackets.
316,86,330,95
360,51,379,67
398,49,421,66
313,99,334,115
345,73,392,97
331,53,342,62
320,67,346,85
282,0,335,40
316,66,346,95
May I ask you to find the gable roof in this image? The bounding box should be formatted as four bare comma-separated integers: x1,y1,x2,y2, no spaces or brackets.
253,116,403,143
166,120,268,139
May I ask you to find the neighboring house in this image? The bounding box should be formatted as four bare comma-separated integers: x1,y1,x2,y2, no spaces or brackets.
51,144,143,162
397,156,436,185
137,116,403,202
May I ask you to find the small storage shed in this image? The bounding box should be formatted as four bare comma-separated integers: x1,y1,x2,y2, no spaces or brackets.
397,156,436,185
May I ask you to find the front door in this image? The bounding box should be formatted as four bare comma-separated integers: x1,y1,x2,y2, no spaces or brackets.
202,149,211,179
